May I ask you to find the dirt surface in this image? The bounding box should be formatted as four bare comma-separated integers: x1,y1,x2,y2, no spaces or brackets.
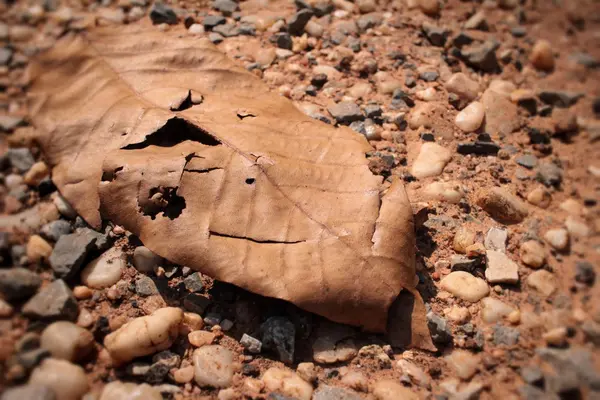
0,0,599,399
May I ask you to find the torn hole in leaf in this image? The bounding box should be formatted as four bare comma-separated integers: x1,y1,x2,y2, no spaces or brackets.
236,110,256,120
122,118,220,150
139,186,186,220
245,178,255,184
101,166,124,182
209,230,306,244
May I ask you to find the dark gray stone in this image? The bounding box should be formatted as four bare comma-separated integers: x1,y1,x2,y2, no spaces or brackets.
537,347,600,392
311,73,328,87
422,23,449,47
327,102,364,124
536,162,563,187
457,141,500,155
575,261,595,285
419,71,439,82
17,348,50,369
0,47,12,66
152,350,181,369
349,121,366,135
516,154,538,169
427,311,452,345
144,361,171,384
312,1,333,16
184,273,204,292
313,385,362,400
364,104,382,119
0,268,42,301
511,26,526,37
22,279,78,321
569,52,600,69
213,0,238,16
275,33,293,50
461,40,500,73
6,148,35,173
183,293,212,314
261,316,295,364
450,255,478,272
49,229,99,279
493,325,520,346
40,220,72,242
239,23,256,36
240,333,262,353
213,23,240,37
202,15,226,29
135,275,159,296
0,384,56,400
208,32,224,44
149,2,178,25
538,91,583,108
288,9,313,36
357,12,382,32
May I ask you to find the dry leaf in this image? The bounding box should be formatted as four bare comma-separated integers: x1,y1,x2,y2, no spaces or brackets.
28,25,428,336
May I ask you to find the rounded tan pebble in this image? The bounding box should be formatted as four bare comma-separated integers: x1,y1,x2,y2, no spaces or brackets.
527,270,557,297
440,271,490,302
99,381,162,400
543,327,568,346
81,248,125,289
411,142,452,179
262,368,313,400
530,40,555,71
445,306,470,324
133,246,162,274
24,161,49,186
104,307,183,364
453,227,476,253
520,241,546,268
29,358,89,400
445,72,480,102
418,0,439,15
41,321,95,362
341,371,369,392
53,194,77,219
193,345,237,388
182,312,204,333
296,362,317,383
77,308,94,328
26,235,53,264
242,378,264,396
445,350,480,380
481,297,515,324
527,187,552,208
188,330,216,347
218,388,240,400
476,187,528,224
173,365,195,384
73,285,93,299
455,101,485,132
507,309,521,325
544,229,569,251
422,182,464,204
372,379,420,400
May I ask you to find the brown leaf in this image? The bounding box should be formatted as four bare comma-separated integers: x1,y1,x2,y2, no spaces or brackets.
28,26,421,333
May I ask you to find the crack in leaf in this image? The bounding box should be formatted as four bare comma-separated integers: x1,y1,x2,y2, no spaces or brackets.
209,230,307,245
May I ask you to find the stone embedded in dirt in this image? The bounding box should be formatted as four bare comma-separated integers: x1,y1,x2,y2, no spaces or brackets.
49,229,105,279
6,148,35,173
476,187,528,224
445,349,480,380
481,87,519,136
327,101,364,124
397,360,431,388
313,385,362,400
240,333,262,353
527,270,557,297
575,261,595,286
456,140,501,156
543,327,568,347
481,297,515,323
565,216,590,237
544,229,569,251
422,23,449,47
520,241,546,268
202,15,225,30
372,379,420,400
261,316,295,364
0,267,42,301
53,195,77,220
81,248,124,289
455,101,485,132
465,10,488,30
515,154,538,169
22,279,78,321
99,381,162,400
262,368,313,400
0,385,56,400
312,322,358,364
288,9,313,36
132,246,162,274
40,321,94,362
538,90,583,109
411,142,451,179
188,330,216,347
357,13,383,32
537,162,563,187
104,307,183,364
485,250,519,284
149,2,178,25
461,40,500,73
450,255,477,272
427,311,453,345
29,358,89,400
193,345,237,388
445,72,480,103
135,275,159,296
484,228,507,252
493,325,520,346
530,40,555,71
440,271,490,302
40,220,72,242
24,161,49,187
183,273,204,293
422,182,464,204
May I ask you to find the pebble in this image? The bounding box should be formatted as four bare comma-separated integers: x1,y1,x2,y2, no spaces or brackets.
29,358,89,400
427,311,453,345
22,280,78,321
341,371,368,392
73,285,93,300
445,350,480,380
261,316,295,364
40,220,72,242
53,195,77,219
411,142,452,179
481,87,519,136
188,330,216,347
26,235,53,264
481,297,515,323
1,385,56,400
99,381,162,400
183,273,204,293
188,23,204,34
77,308,94,328
193,345,237,388
520,241,546,268
173,365,195,384
544,229,569,251
312,322,358,364
240,333,262,353
565,216,590,238
445,306,470,324
515,154,538,169
397,359,431,388
484,227,508,252
527,270,557,297
40,321,94,362
0,267,42,301
537,162,563,187
422,182,464,203
418,0,439,15
50,229,106,279
575,261,595,286
530,40,555,71
453,227,476,254
81,248,124,289
6,148,35,173
527,187,552,208
461,41,500,73
288,9,313,36
485,250,519,284
262,368,313,400
372,379,419,400
327,102,364,125
23,162,49,187
543,327,568,347
313,385,362,400
104,307,183,364
440,271,490,302
445,72,480,102
296,362,316,384
455,102,485,132
493,325,520,346
135,275,159,296
476,187,528,224
133,246,162,273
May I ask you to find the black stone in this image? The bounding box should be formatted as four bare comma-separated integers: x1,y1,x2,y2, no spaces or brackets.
460,40,500,73
452,32,474,47
575,261,595,285
183,293,212,315
422,23,449,47
275,33,293,50
457,141,500,156
420,133,435,142
288,9,313,36
310,73,328,87
392,89,415,106
536,162,563,187
538,91,584,108
149,2,178,25
364,104,382,119
0,267,42,301
312,1,333,17
202,15,226,30
261,316,295,364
